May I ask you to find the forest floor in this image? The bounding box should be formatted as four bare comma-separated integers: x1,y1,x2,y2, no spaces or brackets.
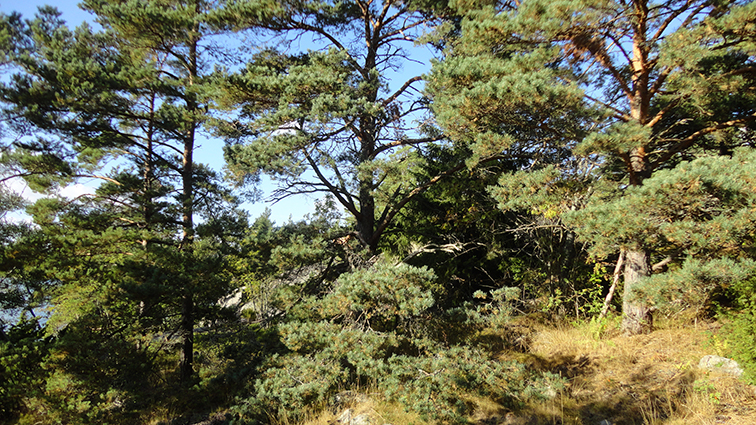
303,316,756,425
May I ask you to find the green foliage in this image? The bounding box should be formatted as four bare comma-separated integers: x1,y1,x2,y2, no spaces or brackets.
40,324,153,424
0,3,253,421
383,144,601,319
431,0,756,334
6,0,755,423
226,201,351,323
232,261,563,423
380,347,563,421
571,149,756,321
217,0,452,251
381,147,514,294
568,149,756,258
194,322,277,409
692,379,723,404
636,258,756,317
581,315,619,341
0,210,238,423
718,275,756,385
0,318,50,423
580,263,611,317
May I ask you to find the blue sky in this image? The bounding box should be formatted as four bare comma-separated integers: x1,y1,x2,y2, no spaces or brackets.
0,0,322,225
0,1,94,27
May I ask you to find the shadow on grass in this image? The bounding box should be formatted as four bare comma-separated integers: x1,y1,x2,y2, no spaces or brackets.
510,352,699,425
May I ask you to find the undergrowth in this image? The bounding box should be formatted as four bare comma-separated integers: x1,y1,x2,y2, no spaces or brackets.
229,261,563,424
285,316,756,425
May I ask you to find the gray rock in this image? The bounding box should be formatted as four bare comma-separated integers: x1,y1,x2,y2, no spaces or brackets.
698,355,744,377
352,414,371,425
219,288,243,309
337,409,353,423
336,409,373,425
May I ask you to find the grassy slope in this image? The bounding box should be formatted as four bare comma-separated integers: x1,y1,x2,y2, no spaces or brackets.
302,317,756,425
520,318,756,425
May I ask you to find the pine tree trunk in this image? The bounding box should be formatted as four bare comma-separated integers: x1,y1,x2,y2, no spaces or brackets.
357,188,376,252
356,29,379,253
621,248,653,334
178,6,200,382
179,292,194,381
621,1,654,335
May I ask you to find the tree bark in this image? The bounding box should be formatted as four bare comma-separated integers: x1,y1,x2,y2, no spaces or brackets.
621,248,653,334
356,11,379,253
178,3,200,382
620,2,653,334
179,291,194,381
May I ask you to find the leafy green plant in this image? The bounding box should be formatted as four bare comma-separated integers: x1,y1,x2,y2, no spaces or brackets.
693,380,722,405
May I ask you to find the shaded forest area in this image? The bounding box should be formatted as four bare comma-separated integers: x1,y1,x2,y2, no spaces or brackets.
0,0,755,423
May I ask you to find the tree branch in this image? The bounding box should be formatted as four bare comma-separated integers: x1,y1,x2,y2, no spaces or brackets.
382,76,422,107
372,135,445,158
651,112,756,169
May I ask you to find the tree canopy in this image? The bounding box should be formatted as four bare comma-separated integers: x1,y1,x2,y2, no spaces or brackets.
2,0,756,423
429,0,756,333
0,0,240,388
216,0,455,251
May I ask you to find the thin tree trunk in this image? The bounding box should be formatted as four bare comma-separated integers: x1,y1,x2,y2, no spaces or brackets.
179,292,194,381
621,248,653,334
178,4,200,382
600,250,624,319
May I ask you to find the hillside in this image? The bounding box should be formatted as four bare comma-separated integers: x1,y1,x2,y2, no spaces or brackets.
301,318,756,425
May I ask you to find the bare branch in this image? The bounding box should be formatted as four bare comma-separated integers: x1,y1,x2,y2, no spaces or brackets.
600,250,625,319
651,112,756,169
372,135,445,158
382,76,422,107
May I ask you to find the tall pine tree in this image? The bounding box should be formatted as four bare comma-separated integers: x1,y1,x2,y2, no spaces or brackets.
216,0,453,252
0,1,235,385
430,0,756,333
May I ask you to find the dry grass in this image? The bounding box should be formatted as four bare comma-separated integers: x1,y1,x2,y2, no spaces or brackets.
298,394,429,425
518,316,756,425
294,316,756,425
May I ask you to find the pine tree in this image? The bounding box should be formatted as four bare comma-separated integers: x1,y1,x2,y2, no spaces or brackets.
429,0,756,333
215,0,453,252
0,1,236,387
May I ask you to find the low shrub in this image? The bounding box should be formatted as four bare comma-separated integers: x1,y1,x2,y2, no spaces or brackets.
720,277,756,384
230,260,564,423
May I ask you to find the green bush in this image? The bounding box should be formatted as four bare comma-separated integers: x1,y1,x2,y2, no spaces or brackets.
720,277,756,384
0,318,50,423
231,260,564,423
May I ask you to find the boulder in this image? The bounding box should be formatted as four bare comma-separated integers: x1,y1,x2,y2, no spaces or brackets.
336,409,375,425
336,409,353,423
698,355,744,377
352,414,371,425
